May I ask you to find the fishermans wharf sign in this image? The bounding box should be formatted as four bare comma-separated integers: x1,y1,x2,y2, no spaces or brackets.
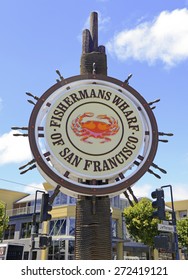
28,75,158,197
46,84,143,178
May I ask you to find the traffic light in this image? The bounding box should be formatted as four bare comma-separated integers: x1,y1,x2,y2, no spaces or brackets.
154,235,170,250
39,235,52,249
151,188,166,220
40,193,52,222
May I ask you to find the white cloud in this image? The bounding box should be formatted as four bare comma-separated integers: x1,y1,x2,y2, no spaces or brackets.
171,183,188,201
131,182,188,202
83,11,110,32
98,13,111,32
0,131,32,165
23,182,45,194
132,183,153,199
107,8,188,67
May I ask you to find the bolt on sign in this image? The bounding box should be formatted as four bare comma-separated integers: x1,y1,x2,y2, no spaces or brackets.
28,74,158,197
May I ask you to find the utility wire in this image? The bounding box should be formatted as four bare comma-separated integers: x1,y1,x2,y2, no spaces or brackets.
0,177,44,190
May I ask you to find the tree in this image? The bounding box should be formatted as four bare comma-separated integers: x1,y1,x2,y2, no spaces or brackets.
0,201,9,241
177,217,188,251
123,198,159,246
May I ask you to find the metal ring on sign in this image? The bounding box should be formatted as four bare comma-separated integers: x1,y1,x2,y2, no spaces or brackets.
28,74,158,197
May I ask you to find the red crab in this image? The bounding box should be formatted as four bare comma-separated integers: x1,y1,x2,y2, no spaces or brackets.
71,112,119,143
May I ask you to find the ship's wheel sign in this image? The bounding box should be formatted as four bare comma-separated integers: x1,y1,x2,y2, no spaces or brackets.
28,75,158,197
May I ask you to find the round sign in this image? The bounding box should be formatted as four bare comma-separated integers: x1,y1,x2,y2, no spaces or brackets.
28,75,158,197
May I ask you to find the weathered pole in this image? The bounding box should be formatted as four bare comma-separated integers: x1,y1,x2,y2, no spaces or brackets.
80,12,107,75
75,12,112,260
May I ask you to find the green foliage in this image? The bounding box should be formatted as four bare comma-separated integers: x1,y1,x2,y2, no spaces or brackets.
0,201,9,240
123,198,159,246
177,217,188,248
124,198,188,254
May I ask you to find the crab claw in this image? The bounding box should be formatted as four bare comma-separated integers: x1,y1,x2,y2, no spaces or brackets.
97,114,107,119
83,112,94,117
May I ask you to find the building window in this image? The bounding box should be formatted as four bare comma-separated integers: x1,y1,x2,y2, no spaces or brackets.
23,251,29,260
48,191,77,206
68,196,76,205
20,222,32,238
4,224,15,240
111,196,120,208
112,219,117,237
49,192,68,206
48,240,65,260
20,222,39,238
30,199,41,212
49,219,67,236
179,210,187,218
68,240,75,259
60,193,68,205
69,218,75,236
48,239,75,260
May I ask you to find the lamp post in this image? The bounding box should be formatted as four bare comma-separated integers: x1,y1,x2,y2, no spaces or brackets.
29,190,45,260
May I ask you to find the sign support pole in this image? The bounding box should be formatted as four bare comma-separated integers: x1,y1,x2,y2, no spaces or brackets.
161,185,180,260
75,12,112,260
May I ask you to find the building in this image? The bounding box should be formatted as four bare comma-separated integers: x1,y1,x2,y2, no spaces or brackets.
3,187,186,260
166,200,188,219
1,186,128,260
166,199,188,260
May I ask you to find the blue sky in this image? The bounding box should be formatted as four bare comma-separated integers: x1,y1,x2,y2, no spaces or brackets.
0,0,188,201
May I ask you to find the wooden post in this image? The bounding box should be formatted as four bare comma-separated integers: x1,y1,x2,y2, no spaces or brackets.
75,12,112,260
80,12,107,75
